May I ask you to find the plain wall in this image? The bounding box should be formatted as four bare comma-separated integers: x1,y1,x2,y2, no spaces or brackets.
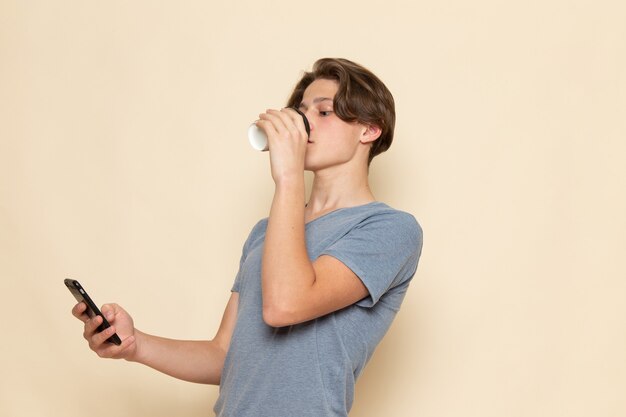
1,1,625,416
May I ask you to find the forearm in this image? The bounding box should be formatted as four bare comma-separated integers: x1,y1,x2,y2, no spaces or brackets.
262,179,316,324
130,330,227,385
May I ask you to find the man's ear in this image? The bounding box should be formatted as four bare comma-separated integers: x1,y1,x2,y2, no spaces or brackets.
360,124,382,144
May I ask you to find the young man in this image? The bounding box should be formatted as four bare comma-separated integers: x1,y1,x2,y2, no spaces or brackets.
73,58,423,416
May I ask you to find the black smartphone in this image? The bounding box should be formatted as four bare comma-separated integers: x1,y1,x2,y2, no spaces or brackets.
64,278,122,346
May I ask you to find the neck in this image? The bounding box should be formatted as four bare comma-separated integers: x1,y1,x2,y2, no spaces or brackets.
305,162,375,222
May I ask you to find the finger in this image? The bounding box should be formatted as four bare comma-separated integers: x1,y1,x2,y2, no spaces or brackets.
272,108,301,131
112,335,136,359
279,108,305,136
279,108,309,139
83,314,104,339
100,304,117,320
91,324,119,347
259,109,289,134
281,107,301,121
255,119,278,138
103,309,115,324
72,302,88,322
96,335,136,359
261,109,305,140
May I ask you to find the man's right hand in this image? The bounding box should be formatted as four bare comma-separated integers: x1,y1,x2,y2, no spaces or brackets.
70,292,239,385
72,302,138,361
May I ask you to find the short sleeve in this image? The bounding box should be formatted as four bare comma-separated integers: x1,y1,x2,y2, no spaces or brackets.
321,211,423,307
231,251,246,293
231,219,268,293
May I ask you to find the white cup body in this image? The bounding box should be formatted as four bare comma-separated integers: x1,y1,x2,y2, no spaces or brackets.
248,123,269,151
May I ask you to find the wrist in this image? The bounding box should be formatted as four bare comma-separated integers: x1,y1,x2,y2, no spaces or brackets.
273,173,305,192
125,329,146,363
274,172,303,187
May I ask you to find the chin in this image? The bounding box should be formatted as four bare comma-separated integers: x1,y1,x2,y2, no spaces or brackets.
305,158,351,174
305,146,360,172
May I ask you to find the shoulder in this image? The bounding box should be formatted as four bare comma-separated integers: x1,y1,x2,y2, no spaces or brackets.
240,217,269,254
358,202,423,244
249,217,269,235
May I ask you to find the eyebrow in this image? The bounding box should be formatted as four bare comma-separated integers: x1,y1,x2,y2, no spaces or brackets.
298,97,333,110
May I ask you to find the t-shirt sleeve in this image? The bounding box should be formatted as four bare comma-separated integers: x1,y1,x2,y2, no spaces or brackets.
231,250,246,293
321,211,423,307
231,219,267,293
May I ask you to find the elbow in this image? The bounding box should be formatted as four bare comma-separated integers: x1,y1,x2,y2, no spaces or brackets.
262,302,299,328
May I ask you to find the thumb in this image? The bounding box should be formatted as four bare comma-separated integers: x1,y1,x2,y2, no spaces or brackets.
101,303,118,317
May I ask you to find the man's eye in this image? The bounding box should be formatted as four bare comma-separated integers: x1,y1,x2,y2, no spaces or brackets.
320,111,333,116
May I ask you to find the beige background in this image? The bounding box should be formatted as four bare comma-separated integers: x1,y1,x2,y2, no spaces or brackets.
1,1,625,416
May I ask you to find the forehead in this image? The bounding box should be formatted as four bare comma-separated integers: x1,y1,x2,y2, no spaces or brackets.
302,78,339,102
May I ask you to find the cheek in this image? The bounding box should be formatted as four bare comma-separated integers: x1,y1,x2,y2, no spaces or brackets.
306,137,358,166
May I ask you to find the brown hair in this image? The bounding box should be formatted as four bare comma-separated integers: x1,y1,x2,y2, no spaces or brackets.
286,58,395,165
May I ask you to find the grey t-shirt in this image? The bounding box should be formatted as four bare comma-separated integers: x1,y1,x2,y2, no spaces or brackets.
214,202,423,417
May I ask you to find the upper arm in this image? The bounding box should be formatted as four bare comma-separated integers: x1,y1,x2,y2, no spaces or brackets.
212,292,239,354
263,255,368,327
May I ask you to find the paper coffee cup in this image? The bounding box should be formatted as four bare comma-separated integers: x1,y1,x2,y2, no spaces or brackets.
248,123,269,151
248,109,310,152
